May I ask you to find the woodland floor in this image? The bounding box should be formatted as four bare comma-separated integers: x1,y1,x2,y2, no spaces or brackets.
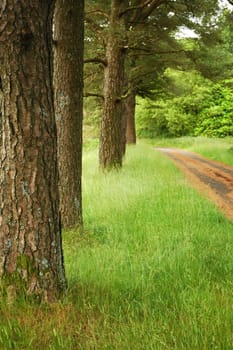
157,148,233,221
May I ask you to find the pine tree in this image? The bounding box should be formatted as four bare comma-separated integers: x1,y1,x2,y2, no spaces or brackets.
53,0,84,228
0,1,66,301
85,0,220,169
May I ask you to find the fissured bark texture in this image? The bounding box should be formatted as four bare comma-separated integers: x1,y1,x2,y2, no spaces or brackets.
0,1,66,301
126,90,136,144
53,0,84,228
99,0,127,170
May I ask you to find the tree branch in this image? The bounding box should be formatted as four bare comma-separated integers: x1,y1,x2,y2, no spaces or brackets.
85,10,109,20
84,57,107,67
84,92,104,100
116,89,133,102
130,0,167,27
119,0,153,17
128,46,187,55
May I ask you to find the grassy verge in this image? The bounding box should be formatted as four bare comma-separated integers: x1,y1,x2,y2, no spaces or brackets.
150,136,233,166
1,141,233,349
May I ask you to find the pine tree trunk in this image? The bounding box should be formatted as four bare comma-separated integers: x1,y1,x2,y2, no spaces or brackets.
121,75,129,156
0,1,66,302
121,103,127,156
53,0,84,228
99,0,127,170
126,91,137,144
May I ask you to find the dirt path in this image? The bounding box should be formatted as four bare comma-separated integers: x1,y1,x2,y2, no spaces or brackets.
157,148,233,221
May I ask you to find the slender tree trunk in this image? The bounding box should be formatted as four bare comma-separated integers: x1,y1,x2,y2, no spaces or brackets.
126,90,137,144
53,0,84,228
121,75,129,156
121,102,127,156
99,0,127,170
0,1,66,302
0,88,2,147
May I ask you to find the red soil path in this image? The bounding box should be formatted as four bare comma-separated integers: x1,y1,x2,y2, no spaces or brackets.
157,148,233,221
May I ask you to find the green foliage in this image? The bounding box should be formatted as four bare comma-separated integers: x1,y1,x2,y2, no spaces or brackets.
191,8,233,81
166,108,194,137
136,67,233,138
135,98,169,137
195,84,233,137
83,0,223,141
135,7,233,140
83,96,101,140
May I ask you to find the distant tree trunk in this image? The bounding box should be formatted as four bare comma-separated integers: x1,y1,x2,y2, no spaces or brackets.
0,90,2,147
0,1,66,302
121,102,127,156
126,90,137,144
121,75,129,156
99,0,127,170
53,0,84,228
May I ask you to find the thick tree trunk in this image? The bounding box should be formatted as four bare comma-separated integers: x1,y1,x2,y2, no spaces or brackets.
126,90,137,144
99,0,127,170
0,2,66,301
53,0,84,228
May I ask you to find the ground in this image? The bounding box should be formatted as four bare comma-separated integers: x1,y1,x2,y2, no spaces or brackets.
157,148,233,221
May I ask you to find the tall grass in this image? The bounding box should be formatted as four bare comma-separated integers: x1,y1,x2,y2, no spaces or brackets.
1,141,233,349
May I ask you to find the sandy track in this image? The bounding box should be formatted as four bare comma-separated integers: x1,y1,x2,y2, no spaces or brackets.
157,148,233,221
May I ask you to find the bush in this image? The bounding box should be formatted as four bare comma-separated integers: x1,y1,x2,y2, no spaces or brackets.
136,78,233,139
195,88,233,137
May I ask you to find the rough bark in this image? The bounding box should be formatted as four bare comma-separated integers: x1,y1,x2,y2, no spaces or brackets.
126,90,137,144
53,0,84,228
121,75,129,156
121,102,127,156
0,1,66,301
99,0,127,170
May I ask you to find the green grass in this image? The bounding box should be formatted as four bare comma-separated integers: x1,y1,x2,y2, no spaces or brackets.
1,140,233,349
151,136,233,166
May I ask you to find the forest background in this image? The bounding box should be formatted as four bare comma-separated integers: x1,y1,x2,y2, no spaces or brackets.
84,0,233,143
